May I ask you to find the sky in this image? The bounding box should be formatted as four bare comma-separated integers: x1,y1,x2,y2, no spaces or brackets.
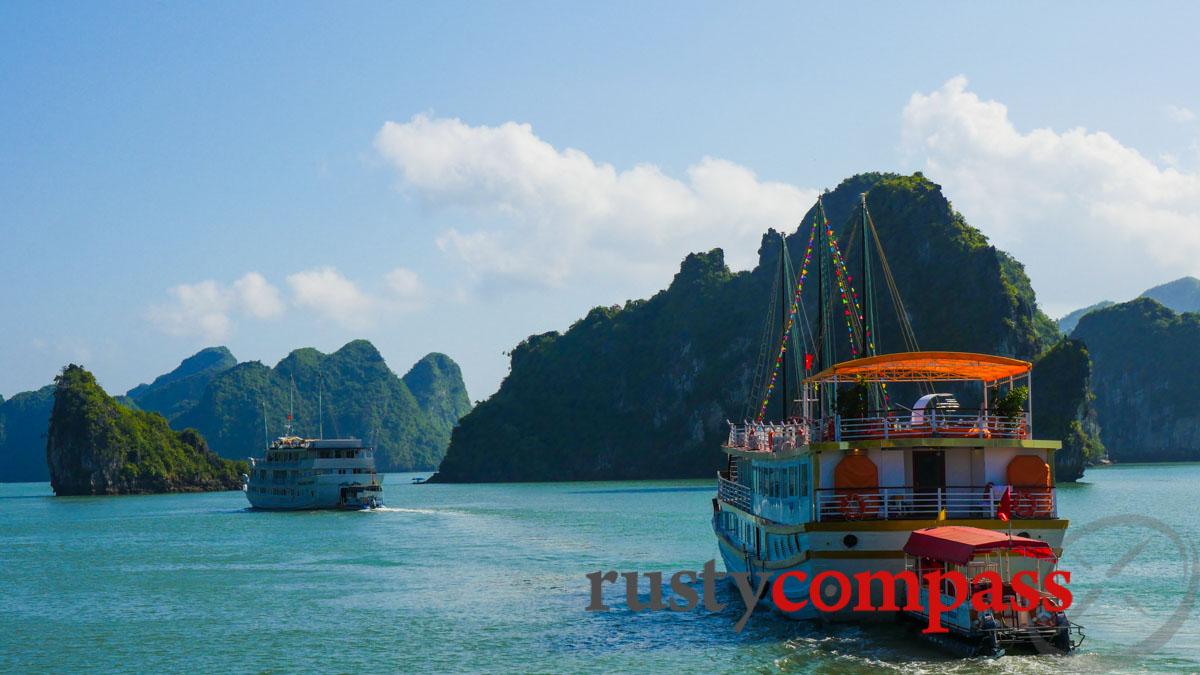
3,1,1200,402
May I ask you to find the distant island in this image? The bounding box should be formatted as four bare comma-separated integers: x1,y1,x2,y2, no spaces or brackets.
1056,276,1200,333
46,365,247,496
0,340,471,483
1073,298,1200,463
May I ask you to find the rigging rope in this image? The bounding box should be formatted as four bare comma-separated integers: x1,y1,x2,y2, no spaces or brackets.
756,218,818,421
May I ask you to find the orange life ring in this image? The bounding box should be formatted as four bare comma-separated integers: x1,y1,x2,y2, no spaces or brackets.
841,492,866,521
1014,490,1037,519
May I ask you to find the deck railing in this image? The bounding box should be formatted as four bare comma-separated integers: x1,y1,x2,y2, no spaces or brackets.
726,411,1029,450
814,485,1055,521
716,473,752,512
726,422,810,451
821,411,1030,442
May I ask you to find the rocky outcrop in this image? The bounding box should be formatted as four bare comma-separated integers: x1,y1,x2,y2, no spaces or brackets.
1031,339,1103,481
46,365,246,496
1072,298,1200,463
433,172,1078,483
402,352,472,433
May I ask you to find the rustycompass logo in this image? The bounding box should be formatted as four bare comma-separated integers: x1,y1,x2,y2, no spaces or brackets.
586,560,1073,633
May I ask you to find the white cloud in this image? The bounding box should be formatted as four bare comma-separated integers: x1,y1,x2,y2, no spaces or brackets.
286,266,374,328
147,273,285,340
901,76,1200,314
233,272,285,318
374,114,815,294
286,266,428,327
1163,104,1196,123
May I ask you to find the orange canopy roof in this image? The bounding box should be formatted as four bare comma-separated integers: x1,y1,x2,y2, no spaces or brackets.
803,351,1031,384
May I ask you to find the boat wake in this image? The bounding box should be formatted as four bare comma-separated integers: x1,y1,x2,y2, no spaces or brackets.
360,506,440,515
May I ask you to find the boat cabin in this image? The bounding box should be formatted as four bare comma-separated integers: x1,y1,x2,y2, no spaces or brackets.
719,352,1060,525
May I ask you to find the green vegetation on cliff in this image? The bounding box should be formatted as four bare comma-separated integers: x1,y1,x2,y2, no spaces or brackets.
401,353,472,436
435,172,1081,483
46,365,247,495
1031,339,1103,480
1072,298,1200,462
125,346,237,419
174,340,469,471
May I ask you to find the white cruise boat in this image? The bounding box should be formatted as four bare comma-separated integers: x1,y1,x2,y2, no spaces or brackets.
244,437,384,510
712,194,1072,644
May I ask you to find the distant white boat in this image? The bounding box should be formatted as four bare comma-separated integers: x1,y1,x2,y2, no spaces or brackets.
244,437,384,510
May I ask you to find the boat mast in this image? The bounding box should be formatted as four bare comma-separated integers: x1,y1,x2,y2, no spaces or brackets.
262,401,268,450
780,233,788,421
861,193,874,359
318,374,324,440
817,195,833,416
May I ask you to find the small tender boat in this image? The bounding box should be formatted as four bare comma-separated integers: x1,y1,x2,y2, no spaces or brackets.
899,526,1084,656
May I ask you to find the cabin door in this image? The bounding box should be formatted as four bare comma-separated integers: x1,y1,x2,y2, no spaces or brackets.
912,450,945,517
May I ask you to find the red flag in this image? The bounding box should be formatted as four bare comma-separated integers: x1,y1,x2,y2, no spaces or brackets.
997,486,1011,522
805,354,814,371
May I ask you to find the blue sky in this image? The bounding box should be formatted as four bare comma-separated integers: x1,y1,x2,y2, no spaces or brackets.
3,1,1199,401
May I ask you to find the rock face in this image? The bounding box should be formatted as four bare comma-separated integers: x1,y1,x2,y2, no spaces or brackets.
125,346,237,420
46,365,247,496
1031,339,1104,480
173,340,470,472
434,172,1083,483
1072,298,1200,463
0,385,55,482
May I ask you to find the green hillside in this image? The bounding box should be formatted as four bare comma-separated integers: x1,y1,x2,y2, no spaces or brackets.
125,346,237,419
0,385,55,482
434,172,1082,483
173,340,468,471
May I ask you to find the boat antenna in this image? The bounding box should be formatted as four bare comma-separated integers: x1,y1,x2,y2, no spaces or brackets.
287,375,295,437
318,373,324,440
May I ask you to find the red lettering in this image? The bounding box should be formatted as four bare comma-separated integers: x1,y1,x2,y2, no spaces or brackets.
770,571,808,612
1010,570,1041,612
922,570,967,634
854,570,920,611
969,571,1008,612
1042,570,1072,612
810,571,852,612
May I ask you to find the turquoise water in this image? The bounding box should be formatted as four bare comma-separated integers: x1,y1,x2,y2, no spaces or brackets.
1,464,1198,673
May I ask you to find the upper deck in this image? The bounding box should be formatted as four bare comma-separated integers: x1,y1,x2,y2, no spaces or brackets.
715,352,1060,524
725,351,1042,455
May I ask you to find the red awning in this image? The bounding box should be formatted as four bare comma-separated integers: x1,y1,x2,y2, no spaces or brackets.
902,526,1057,566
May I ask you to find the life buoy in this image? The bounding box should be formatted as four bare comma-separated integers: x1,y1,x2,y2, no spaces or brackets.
1014,490,1037,518
841,492,866,521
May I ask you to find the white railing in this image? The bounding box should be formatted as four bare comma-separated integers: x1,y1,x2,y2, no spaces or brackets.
822,411,1030,442
726,421,811,451
717,473,753,511
814,486,1055,521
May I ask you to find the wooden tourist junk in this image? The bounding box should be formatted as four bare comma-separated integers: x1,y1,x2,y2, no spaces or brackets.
711,194,1082,654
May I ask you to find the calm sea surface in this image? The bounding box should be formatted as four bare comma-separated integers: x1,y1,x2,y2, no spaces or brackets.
2,463,1198,673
